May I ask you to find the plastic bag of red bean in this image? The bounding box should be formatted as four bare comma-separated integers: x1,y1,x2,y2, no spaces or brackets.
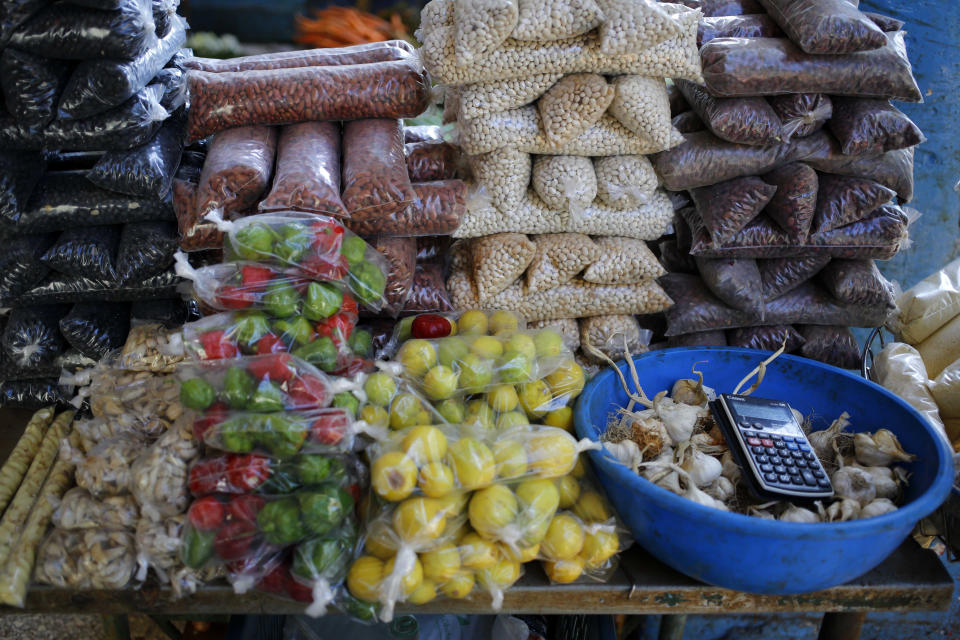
405,141,459,182
667,330,727,347
827,98,926,156
700,33,923,102
341,119,415,220
259,122,346,218
759,255,831,301
182,41,414,73
347,180,465,238
0,49,71,132
696,0,764,16
768,94,832,140
728,325,804,352
802,139,915,203
675,80,783,146
762,163,818,241
404,125,445,144
185,57,431,142
797,325,861,369
416,236,452,264
196,126,278,219
671,111,703,134
403,264,454,313
375,237,417,316
173,161,223,253
698,14,781,47
658,237,697,275
758,0,885,55
817,259,895,309
695,256,764,314
813,173,896,234
690,177,777,247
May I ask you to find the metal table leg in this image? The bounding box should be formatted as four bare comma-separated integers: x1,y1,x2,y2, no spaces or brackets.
659,614,687,640
102,614,131,640
149,615,183,640
817,612,867,640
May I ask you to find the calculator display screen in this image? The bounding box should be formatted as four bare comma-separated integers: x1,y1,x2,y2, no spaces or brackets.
734,403,790,422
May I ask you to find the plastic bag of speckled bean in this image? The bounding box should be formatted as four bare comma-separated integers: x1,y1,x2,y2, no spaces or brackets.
671,111,703,135
185,57,431,142
674,80,783,146
728,325,804,352
404,125,445,144
375,237,417,316
86,116,185,200
2,304,70,369
0,151,46,224
694,257,764,314
697,14,781,47
0,49,71,132
115,221,178,284
768,94,832,140
9,0,158,60
182,41,415,73
403,264,454,313
759,255,831,301
347,180,466,238
259,122,346,218
697,0,764,16
341,119,415,220
762,163,818,242
801,138,915,203
667,330,727,348
196,126,278,219
757,0,886,55
813,174,897,234
657,237,697,274
700,33,923,102
828,98,925,156
0,234,57,305
818,259,895,309
59,302,131,360
690,177,777,247
405,142,459,182
797,325,861,369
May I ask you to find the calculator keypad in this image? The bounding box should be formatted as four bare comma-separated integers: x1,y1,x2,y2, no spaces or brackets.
738,424,832,495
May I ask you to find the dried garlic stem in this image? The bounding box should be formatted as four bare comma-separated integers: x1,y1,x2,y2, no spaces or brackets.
733,340,787,396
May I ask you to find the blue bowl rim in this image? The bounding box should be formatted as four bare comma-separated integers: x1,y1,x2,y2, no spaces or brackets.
574,346,956,540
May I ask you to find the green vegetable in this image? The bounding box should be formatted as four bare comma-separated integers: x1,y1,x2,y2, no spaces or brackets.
234,311,272,349
260,414,307,458
294,337,338,372
352,261,386,306
296,455,346,485
299,486,351,535
275,223,311,264
340,235,367,268
273,317,315,347
257,497,305,546
224,366,255,409
235,224,275,260
331,392,359,416
340,592,378,620
248,380,285,413
181,527,215,569
348,329,373,358
303,282,342,321
258,467,301,494
180,378,216,411
220,416,256,453
292,536,351,582
263,282,300,318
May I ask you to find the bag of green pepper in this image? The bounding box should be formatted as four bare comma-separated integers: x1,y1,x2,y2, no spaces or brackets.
204,212,390,312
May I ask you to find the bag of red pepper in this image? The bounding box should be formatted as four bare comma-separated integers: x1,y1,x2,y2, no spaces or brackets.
188,452,366,499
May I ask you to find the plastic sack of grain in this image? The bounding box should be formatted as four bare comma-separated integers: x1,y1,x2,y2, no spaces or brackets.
895,258,960,345
872,342,946,439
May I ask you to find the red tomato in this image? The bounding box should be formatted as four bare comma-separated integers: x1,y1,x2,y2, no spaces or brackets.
311,219,345,254
411,314,453,339
192,402,229,443
226,454,271,492
199,331,238,360
227,494,266,523
256,333,287,355
188,496,225,531
247,353,294,383
310,410,348,446
188,456,229,497
301,254,349,281
347,483,362,503
257,563,288,595
288,374,331,408
218,285,255,310
214,520,258,561
240,265,275,291
340,294,358,317
316,313,354,346
285,572,314,602
333,356,374,378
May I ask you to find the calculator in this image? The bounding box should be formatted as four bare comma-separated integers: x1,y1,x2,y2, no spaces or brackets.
709,394,834,501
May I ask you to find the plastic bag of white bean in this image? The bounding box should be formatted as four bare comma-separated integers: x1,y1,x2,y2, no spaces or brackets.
582,236,666,284
459,74,562,120
468,148,531,213
529,318,581,351
594,155,659,209
538,74,615,145
532,156,597,211
468,233,536,301
453,0,518,62
608,75,683,151
580,314,651,363
512,0,604,41
525,233,601,293
597,0,684,55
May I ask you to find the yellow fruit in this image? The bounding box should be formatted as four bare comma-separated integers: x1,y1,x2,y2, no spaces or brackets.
407,579,437,605
541,514,585,561
528,431,577,478
478,557,522,591
500,542,539,564
488,310,520,335
423,365,459,400
487,385,519,413
544,557,584,584
573,491,611,524
520,518,550,547
471,335,503,359
545,360,585,400
543,407,573,433
382,555,423,596
421,544,461,583
436,491,470,519
555,475,581,509
458,532,498,570
442,517,469,543
390,393,428,430
493,439,528,479
458,310,488,335
581,529,619,569
360,404,389,427
571,455,586,478
419,462,455,498
371,452,418,502
440,570,475,599
365,520,398,560
534,329,565,358
448,319,457,336
447,438,496,490
393,497,445,543
502,333,536,360
347,556,384,602
515,479,560,524
402,426,448,465
519,380,553,419
399,339,438,377
469,485,519,538
464,399,495,431
497,411,528,430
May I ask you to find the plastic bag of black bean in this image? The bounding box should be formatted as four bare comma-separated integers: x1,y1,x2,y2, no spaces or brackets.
9,0,157,60
675,80,784,146
674,212,692,253
667,330,727,348
802,138,915,203
152,0,178,36
0,233,57,305
0,379,71,409
698,14,782,47
797,325,861,369
59,302,131,359
0,0,48,48
701,33,923,102
57,15,186,119
728,325,804,352
1,304,70,369
864,12,903,33
86,116,184,199
155,67,186,113
814,173,897,234
41,225,121,282
402,264,454,313
762,163,818,241
258,122,346,217
17,269,180,305
690,177,777,247
817,259,895,309
827,98,926,156
0,151,46,224
671,111,704,134
0,345,93,380
130,297,190,328
757,0,886,55
759,255,831,301
695,256,764,315
658,237,698,274
768,94,832,140
0,49,72,131
115,221,178,284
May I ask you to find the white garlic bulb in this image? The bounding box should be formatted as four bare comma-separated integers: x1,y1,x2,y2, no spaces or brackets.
779,505,820,523
604,440,642,474
654,395,702,445
853,464,899,500
831,466,877,506
854,430,915,467
825,499,862,522
807,413,850,464
720,450,741,484
860,498,898,519
706,476,735,502
678,446,722,487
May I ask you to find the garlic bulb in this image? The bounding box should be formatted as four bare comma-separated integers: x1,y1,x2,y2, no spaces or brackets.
825,499,861,522
655,470,683,495
748,506,775,520
853,430,915,467
831,466,877,506
675,469,728,511
807,413,850,463
677,445,723,487
779,505,820,523
654,395,702,445
860,498,898,518
706,476,735,502
671,377,715,407
720,450,741,484
853,464,899,500
604,440,642,474
627,412,670,459
791,409,805,428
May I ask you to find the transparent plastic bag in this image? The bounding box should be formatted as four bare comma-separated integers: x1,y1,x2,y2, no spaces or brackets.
675,80,784,146
757,0,886,55
532,156,597,212
529,318,580,353
59,302,131,359
0,233,56,304
579,315,649,364
1,304,69,370
671,110,704,134
814,174,896,234
86,115,185,199
130,299,190,329
873,343,946,435
583,237,665,286
0,151,46,224
593,155,657,210
405,125,445,144
768,94,832,140
341,119,414,220
53,488,139,531
727,325,803,352
828,98,926,156
525,233,599,294
930,359,960,420
918,316,960,380
458,74,562,121
0,0,47,48
818,259,895,309
183,41,416,73
17,269,181,305
376,237,417,317
513,0,602,42
802,139,915,203
347,181,466,238
797,325,861,370
690,177,777,247
667,330,727,348
0,49,71,131
700,32,923,102
186,58,431,142
762,163,818,241
129,431,197,520
698,14,782,47
188,452,360,498
538,74,615,146
405,142,458,183
70,434,144,498
78,366,182,428
57,15,186,119
152,0,178,36
0,379,71,408
196,126,278,219
453,0,518,61
259,122,346,218
597,0,683,55
468,149,530,214
895,258,960,345
658,236,697,274
116,221,178,284
607,75,681,152
404,264,454,313
759,255,831,301
115,321,183,373
40,224,121,282
173,162,223,253
694,257,764,314
35,528,137,589
698,0,763,16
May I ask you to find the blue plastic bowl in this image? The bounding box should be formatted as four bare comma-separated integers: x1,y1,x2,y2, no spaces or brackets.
574,347,954,594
